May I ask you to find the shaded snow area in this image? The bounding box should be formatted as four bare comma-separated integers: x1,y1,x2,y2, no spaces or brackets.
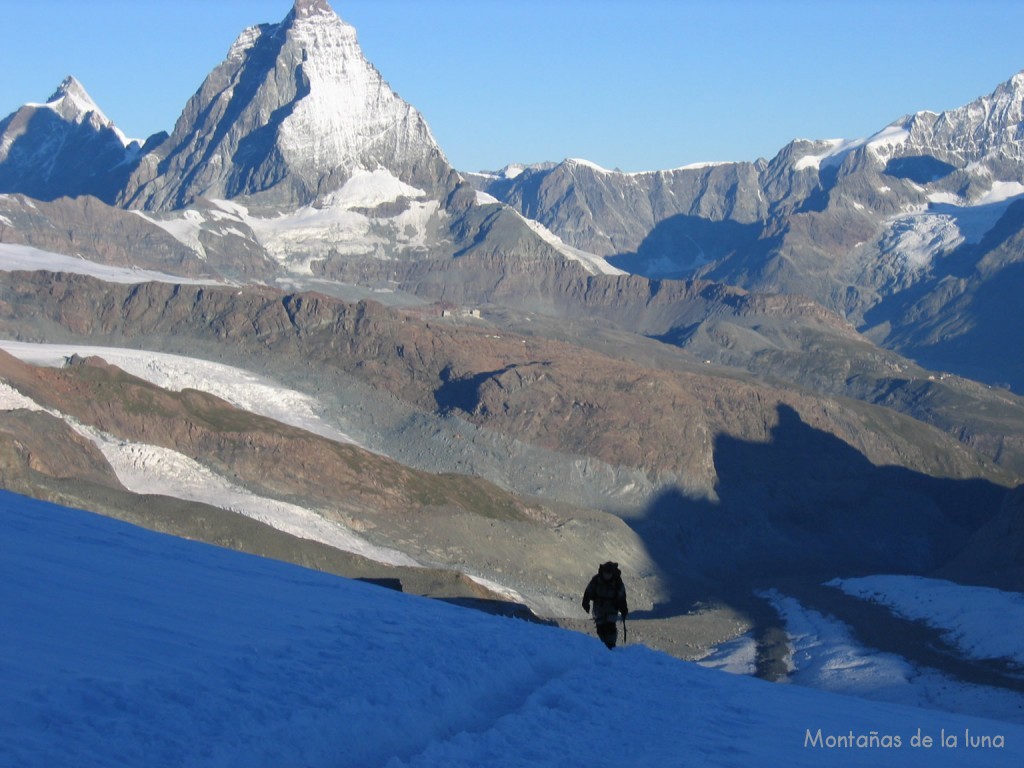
831,576,1024,668
0,242,220,285
877,212,966,271
762,590,1024,725
3,494,1022,767
875,183,1024,272
695,633,759,676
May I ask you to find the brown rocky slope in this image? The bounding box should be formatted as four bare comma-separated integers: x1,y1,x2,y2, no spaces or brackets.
0,272,1016,587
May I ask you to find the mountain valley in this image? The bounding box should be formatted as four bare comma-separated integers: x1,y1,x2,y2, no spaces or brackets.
1,0,1023,688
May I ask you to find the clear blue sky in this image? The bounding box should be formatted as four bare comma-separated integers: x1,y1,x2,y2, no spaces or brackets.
3,0,1023,172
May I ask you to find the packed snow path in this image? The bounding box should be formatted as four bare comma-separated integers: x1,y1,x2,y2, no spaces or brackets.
1,491,1021,767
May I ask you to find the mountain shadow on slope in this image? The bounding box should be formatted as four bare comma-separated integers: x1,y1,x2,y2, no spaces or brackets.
937,484,1024,591
606,214,766,279
435,364,516,414
884,155,958,184
626,403,1010,616
895,261,1024,392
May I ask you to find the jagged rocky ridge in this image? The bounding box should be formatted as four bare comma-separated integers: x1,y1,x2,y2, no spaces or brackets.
472,71,1024,391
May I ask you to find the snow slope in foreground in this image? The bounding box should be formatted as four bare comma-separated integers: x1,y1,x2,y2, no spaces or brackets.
2,491,1021,767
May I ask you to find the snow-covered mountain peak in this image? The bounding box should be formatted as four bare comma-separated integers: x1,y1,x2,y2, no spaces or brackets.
273,0,408,171
46,76,99,116
290,0,336,21
225,25,267,62
121,0,450,212
783,70,1024,178
565,157,616,174
41,76,126,143
964,69,1024,128
893,70,1024,167
995,68,1024,100
285,0,355,40
0,75,138,201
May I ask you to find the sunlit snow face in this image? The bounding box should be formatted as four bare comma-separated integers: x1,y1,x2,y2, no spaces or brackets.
275,10,435,177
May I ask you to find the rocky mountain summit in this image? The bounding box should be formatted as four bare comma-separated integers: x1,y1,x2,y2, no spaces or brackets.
899,71,1024,170
120,0,453,213
0,76,143,203
1,2,580,283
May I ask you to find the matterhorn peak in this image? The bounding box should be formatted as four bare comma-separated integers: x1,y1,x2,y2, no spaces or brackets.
290,0,334,20
121,0,451,212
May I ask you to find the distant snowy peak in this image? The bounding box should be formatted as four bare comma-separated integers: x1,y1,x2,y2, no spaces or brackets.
122,0,452,212
888,70,1024,166
44,76,137,149
0,76,139,203
45,77,107,127
2,76,126,157
783,70,1024,195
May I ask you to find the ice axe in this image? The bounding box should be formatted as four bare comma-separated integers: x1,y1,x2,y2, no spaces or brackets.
622,614,628,645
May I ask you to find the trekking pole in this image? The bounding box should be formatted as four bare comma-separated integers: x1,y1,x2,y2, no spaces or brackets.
622,615,628,645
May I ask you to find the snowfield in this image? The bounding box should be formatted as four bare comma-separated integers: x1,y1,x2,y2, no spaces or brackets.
0,340,364,449
0,242,222,285
2,492,1022,767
